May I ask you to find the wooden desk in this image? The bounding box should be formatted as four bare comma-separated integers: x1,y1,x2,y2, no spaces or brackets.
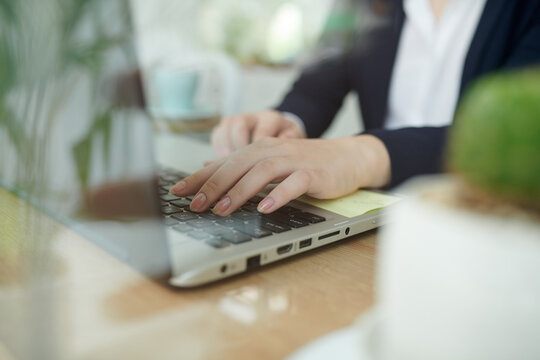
0,136,377,360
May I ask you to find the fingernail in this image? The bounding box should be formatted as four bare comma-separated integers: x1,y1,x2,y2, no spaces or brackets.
171,181,187,195
257,197,274,213
190,192,207,212
213,196,231,215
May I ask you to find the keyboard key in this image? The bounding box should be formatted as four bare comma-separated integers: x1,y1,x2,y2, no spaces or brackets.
161,205,183,215
161,170,189,180
159,179,174,186
170,198,191,208
163,217,179,226
234,224,272,239
260,219,291,233
278,205,302,214
205,238,230,249
240,203,259,212
283,217,309,228
217,217,244,227
204,225,230,236
171,212,199,222
221,231,252,244
232,210,260,220
200,212,221,220
247,195,264,204
292,212,326,224
160,175,181,183
160,184,173,192
160,193,180,202
172,223,194,233
267,213,309,228
188,231,214,241
190,219,213,228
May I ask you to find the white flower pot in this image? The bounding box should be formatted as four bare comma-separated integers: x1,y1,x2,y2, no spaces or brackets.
377,176,540,360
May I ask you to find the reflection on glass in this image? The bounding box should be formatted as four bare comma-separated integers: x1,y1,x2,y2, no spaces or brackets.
0,1,168,359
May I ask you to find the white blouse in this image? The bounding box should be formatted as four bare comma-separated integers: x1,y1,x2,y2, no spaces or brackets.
384,0,487,130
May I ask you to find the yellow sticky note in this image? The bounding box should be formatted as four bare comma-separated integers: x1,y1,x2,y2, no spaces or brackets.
298,190,400,218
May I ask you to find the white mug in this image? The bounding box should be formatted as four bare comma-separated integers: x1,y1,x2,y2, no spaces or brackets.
148,53,240,120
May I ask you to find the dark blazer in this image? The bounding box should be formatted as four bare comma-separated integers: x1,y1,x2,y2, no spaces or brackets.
276,0,540,188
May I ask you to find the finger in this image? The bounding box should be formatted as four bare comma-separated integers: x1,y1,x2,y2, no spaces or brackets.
278,127,303,139
252,115,282,142
230,116,255,150
257,170,312,214
188,150,267,212
170,159,224,197
212,158,292,216
211,118,234,157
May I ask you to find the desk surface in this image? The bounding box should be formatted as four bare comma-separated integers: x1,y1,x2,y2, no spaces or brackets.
0,134,377,360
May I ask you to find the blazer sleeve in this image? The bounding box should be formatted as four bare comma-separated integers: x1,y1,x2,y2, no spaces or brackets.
363,127,449,188
275,55,353,138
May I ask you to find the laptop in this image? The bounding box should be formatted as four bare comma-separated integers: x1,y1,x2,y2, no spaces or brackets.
67,126,398,287
157,134,401,286
0,1,400,288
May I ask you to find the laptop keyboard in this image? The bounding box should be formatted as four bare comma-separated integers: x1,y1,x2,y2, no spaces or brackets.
158,169,326,249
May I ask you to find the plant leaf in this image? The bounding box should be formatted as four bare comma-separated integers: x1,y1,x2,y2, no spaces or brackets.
0,0,17,24
0,103,27,154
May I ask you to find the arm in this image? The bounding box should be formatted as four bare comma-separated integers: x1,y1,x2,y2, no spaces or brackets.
363,127,448,188
275,55,354,138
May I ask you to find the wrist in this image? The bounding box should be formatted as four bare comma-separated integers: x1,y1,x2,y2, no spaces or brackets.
339,135,391,189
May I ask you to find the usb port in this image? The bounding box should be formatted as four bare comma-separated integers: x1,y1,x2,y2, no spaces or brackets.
246,255,261,270
299,238,312,249
277,244,293,255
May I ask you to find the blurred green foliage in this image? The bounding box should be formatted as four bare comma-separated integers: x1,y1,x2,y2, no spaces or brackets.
448,67,540,210
0,0,133,192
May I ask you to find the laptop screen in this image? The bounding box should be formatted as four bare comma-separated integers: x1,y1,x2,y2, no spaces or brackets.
0,0,171,276
0,1,174,357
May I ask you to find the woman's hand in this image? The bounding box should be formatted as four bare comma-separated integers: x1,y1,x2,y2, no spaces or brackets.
211,110,306,158
171,135,391,216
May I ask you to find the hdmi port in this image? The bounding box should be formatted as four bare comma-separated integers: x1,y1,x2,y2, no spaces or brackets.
277,244,293,255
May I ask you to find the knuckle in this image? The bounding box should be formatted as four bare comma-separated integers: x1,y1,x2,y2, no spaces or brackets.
256,158,279,174
185,172,202,186
227,186,244,201
200,179,221,196
277,140,294,153
226,151,249,166
295,169,312,185
258,137,279,147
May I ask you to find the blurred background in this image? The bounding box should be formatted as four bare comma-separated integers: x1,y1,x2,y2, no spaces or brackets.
130,0,362,138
